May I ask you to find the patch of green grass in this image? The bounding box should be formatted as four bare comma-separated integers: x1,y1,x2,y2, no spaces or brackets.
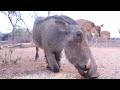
0,48,21,65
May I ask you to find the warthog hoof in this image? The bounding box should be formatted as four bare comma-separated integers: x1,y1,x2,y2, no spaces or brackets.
46,64,50,69
53,66,60,73
46,64,60,73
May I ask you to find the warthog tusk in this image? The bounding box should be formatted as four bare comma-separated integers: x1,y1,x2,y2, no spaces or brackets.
84,70,88,74
84,59,91,74
86,59,91,69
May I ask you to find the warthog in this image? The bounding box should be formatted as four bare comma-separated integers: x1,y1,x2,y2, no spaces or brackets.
32,15,99,79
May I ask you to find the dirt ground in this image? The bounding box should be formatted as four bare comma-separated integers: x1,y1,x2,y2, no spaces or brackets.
0,45,120,79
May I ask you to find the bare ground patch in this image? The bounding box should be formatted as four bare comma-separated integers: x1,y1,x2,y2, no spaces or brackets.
0,47,120,79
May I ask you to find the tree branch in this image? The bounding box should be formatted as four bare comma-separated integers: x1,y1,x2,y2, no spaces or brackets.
20,16,32,35
1,11,7,16
8,13,14,27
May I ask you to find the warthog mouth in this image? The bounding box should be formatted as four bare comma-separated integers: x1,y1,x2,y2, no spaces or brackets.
84,59,91,75
75,59,98,79
75,64,90,79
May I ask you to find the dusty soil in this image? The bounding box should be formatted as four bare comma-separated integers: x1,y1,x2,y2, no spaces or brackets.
0,46,120,79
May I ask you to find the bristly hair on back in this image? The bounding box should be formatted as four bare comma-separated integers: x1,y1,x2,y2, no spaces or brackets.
34,15,78,26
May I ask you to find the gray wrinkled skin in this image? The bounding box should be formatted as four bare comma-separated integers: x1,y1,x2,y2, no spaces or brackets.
32,15,99,79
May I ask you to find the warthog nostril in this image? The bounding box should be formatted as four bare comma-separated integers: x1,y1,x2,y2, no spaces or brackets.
76,31,82,36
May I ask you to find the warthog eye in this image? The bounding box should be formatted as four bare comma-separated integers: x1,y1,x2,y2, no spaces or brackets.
65,32,68,35
76,31,82,37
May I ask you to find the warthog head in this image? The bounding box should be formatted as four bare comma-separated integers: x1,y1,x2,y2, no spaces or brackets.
64,25,99,79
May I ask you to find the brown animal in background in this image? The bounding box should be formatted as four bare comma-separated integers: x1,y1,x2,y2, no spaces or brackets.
98,31,111,47
118,29,120,35
76,19,104,46
0,46,3,49
32,15,99,79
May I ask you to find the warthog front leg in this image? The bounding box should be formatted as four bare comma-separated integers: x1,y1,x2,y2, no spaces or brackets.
45,54,50,69
35,47,39,60
45,51,60,73
54,52,61,68
45,52,61,70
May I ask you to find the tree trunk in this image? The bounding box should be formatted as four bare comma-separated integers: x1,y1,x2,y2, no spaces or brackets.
48,11,51,16
12,27,15,45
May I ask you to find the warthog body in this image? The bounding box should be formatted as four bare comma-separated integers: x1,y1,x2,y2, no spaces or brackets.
32,15,99,79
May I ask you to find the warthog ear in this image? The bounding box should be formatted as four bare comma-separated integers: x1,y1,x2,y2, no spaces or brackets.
55,20,68,28
55,20,70,35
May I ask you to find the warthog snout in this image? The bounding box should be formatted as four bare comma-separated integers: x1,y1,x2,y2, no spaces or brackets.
75,59,99,79
75,59,91,79
75,64,90,79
